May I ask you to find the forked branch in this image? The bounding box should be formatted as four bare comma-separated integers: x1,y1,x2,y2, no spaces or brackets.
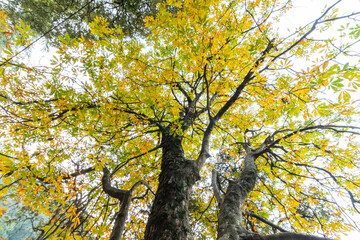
102,167,154,240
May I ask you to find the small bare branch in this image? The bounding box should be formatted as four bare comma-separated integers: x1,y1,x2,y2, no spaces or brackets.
211,169,223,205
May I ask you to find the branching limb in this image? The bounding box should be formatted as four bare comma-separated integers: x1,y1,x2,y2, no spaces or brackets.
196,39,275,170
318,11,360,23
243,210,288,233
102,167,154,240
263,232,332,240
267,125,360,150
111,143,162,175
64,166,95,179
102,167,128,200
129,180,155,196
0,178,22,192
269,0,342,64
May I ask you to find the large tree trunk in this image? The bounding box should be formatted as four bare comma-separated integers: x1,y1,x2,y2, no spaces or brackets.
144,133,199,240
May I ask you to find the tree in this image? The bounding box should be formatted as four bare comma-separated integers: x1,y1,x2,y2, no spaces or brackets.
0,0,162,43
1,0,360,239
0,194,44,240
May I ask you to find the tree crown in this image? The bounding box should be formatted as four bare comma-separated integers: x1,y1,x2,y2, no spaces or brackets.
1,0,360,239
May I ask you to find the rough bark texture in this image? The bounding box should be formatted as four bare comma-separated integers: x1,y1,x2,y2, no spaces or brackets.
109,193,131,240
263,233,333,240
218,232,333,240
102,167,131,240
144,133,199,240
217,151,258,240
102,167,154,239
215,144,334,240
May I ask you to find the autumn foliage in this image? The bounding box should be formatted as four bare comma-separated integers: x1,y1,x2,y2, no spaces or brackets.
1,0,360,239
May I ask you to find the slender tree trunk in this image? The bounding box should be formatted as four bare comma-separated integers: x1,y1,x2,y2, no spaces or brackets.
217,150,259,240
102,167,133,240
109,192,131,240
216,145,333,240
144,133,199,240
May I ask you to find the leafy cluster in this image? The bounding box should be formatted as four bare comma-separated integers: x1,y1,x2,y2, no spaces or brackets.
0,0,161,44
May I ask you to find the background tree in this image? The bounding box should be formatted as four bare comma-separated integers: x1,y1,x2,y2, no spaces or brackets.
0,0,162,43
0,190,44,240
1,0,360,239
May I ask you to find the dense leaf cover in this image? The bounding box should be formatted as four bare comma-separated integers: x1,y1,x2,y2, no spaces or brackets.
1,0,360,239
0,0,161,43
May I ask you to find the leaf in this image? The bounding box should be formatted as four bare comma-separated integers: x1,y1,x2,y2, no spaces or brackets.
322,60,329,70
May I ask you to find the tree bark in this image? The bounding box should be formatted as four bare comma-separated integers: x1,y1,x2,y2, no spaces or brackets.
262,233,332,240
102,167,131,240
215,142,333,240
217,150,258,240
144,132,200,240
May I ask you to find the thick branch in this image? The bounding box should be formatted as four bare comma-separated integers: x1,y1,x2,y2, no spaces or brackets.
244,210,288,233
263,232,332,240
102,167,154,240
64,166,95,179
217,149,259,239
101,167,128,200
110,192,131,240
196,40,275,170
129,180,155,196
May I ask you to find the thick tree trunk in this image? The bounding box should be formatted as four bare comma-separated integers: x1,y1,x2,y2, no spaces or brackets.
144,133,199,240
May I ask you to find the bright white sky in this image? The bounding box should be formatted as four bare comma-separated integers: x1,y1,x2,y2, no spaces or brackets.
283,1,360,239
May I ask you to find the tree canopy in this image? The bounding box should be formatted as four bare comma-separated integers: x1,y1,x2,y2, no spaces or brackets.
1,0,360,239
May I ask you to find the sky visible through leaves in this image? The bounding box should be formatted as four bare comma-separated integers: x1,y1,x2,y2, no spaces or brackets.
284,1,360,239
